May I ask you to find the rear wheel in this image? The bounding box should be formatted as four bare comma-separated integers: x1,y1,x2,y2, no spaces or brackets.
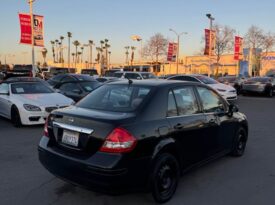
11,106,22,127
150,153,180,203
231,127,247,157
267,88,273,97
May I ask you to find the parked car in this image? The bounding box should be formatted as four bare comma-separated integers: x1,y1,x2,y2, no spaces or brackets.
81,69,98,76
95,76,120,83
39,80,248,203
113,71,158,80
217,76,247,95
0,77,74,127
167,74,237,101
43,67,69,80
242,77,275,97
3,64,39,79
47,74,95,88
104,69,123,77
54,80,102,102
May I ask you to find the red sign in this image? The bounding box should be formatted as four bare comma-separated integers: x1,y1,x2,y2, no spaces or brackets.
234,36,243,60
204,29,216,56
167,42,177,62
19,13,32,45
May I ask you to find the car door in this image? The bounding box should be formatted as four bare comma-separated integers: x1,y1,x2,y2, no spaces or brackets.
0,83,12,118
59,82,82,102
166,86,207,167
196,86,233,157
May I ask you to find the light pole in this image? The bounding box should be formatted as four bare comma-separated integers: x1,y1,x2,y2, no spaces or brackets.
206,13,215,77
28,0,35,76
169,29,187,74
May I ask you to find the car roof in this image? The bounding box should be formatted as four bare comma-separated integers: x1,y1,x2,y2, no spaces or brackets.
3,77,42,84
106,79,201,87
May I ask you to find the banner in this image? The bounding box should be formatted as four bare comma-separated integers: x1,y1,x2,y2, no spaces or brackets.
19,13,44,46
33,15,44,47
204,29,216,56
167,42,177,62
234,36,243,60
19,13,32,45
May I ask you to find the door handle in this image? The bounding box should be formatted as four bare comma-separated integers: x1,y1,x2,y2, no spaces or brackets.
174,123,183,130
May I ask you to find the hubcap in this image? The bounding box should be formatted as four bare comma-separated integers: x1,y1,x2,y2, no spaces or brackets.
157,162,176,196
238,134,245,151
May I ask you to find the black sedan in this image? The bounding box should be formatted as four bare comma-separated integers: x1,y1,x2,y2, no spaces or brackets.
54,80,101,102
242,77,275,97
38,80,248,203
47,74,95,88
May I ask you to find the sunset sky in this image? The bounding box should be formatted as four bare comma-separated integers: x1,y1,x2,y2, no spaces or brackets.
0,0,274,64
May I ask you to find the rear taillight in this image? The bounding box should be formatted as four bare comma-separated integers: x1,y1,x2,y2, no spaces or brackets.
100,128,137,153
44,117,49,137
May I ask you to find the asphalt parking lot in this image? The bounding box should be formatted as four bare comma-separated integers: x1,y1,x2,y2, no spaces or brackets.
0,96,275,205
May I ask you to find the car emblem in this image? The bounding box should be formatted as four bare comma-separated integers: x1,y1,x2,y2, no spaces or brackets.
68,117,74,123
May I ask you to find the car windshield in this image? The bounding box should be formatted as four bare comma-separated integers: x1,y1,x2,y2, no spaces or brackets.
79,81,101,92
76,84,152,112
249,77,271,83
141,73,157,79
11,82,54,94
196,76,218,84
74,75,95,81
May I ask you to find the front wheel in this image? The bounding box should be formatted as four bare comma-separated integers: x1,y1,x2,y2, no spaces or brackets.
231,127,247,157
150,153,180,203
267,88,273,98
11,106,22,127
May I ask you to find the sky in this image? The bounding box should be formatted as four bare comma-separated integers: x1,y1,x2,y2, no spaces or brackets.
0,0,275,64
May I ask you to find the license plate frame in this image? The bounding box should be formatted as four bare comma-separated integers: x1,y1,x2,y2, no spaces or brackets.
62,130,79,147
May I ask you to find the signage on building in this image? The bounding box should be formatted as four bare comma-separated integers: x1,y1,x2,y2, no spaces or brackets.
19,13,44,47
234,36,243,60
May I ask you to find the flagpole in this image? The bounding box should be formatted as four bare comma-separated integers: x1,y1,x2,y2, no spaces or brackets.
29,0,35,77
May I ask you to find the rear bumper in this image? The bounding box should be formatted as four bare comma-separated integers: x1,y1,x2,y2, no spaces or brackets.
38,137,151,194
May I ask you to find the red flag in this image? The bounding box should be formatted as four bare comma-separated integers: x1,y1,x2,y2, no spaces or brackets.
234,36,243,60
204,29,210,55
19,13,32,45
33,15,44,47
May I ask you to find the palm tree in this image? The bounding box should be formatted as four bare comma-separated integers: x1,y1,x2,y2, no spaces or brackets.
125,46,130,65
73,40,80,65
55,39,59,63
88,40,94,66
60,36,65,63
50,41,55,62
80,47,84,63
41,48,48,67
67,32,72,67
108,51,111,67
72,53,75,63
77,52,82,63
95,47,102,64
131,46,136,67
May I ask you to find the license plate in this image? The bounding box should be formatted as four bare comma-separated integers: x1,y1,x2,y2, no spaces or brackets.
62,130,79,147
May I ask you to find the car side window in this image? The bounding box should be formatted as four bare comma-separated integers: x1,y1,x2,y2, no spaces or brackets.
197,86,225,113
0,83,9,93
59,83,80,93
125,73,140,79
167,91,178,117
173,87,200,115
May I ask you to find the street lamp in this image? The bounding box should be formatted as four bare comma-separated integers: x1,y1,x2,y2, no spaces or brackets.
206,14,215,30
131,35,143,65
169,28,187,74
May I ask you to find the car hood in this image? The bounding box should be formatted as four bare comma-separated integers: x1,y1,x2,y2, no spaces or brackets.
208,83,235,91
13,93,74,107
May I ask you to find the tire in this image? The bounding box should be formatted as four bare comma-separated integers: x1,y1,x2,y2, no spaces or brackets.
267,88,273,98
231,127,247,157
150,153,180,203
11,106,22,127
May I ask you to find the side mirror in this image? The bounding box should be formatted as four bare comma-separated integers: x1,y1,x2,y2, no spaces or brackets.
228,104,239,117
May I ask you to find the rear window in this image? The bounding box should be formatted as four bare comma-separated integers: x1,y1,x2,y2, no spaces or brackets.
113,72,123,78
11,82,53,94
74,75,95,81
77,84,151,112
141,73,157,79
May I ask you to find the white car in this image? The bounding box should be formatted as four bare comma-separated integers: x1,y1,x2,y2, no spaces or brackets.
167,74,237,101
0,78,74,126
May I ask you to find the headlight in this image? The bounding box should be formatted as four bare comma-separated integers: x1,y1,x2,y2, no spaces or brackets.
217,89,226,92
23,104,41,111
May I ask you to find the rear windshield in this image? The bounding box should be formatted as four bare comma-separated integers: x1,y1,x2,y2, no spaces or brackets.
77,84,152,112
11,82,54,94
74,75,95,81
196,76,218,84
249,77,271,83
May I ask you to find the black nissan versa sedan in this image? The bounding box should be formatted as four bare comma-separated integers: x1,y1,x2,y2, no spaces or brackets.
38,80,248,203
